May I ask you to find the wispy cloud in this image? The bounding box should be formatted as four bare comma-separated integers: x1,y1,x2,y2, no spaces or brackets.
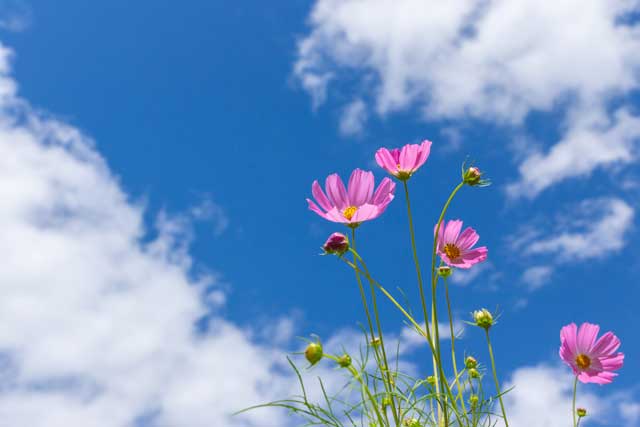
339,98,367,137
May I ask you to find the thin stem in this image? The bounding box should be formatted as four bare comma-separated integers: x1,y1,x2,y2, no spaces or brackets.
429,181,465,426
445,278,468,420
485,329,509,427
351,228,399,426
572,376,578,427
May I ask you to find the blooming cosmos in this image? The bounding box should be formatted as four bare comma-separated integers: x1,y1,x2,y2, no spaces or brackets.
307,169,395,226
435,219,488,268
375,140,432,180
559,322,624,384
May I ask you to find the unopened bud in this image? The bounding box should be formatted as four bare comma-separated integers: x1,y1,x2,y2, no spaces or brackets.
438,266,453,278
322,232,349,256
465,356,478,369
473,308,494,330
370,337,382,347
381,396,392,408
577,408,587,417
403,418,422,427
337,353,352,368
426,375,437,386
304,341,323,366
469,394,479,407
468,368,481,379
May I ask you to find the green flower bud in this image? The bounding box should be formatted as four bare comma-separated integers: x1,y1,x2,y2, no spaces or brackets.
469,394,479,407
577,408,587,417
426,375,437,386
381,396,392,408
437,266,453,278
337,353,352,368
370,337,382,347
468,368,481,379
304,341,323,366
403,417,422,427
473,308,494,330
465,356,478,369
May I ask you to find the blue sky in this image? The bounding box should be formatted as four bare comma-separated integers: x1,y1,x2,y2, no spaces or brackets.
0,1,638,426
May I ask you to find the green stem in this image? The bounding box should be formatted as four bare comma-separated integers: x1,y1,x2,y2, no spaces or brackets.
429,181,465,426
485,329,509,427
324,354,386,426
572,376,578,427
351,228,398,426
445,278,468,420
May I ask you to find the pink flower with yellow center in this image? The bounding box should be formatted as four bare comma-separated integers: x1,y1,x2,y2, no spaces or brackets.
559,322,624,384
307,169,396,226
435,219,488,269
375,140,432,180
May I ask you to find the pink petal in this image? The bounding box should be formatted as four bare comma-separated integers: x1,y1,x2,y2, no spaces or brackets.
399,143,419,171
348,169,374,207
372,177,396,206
351,204,380,222
390,148,401,164
456,227,480,251
456,247,487,268
311,180,333,212
443,220,463,244
323,207,349,223
325,174,349,210
577,323,600,354
591,332,621,357
578,370,616,385
375,148,399,176
413,140,432,170
307,199,332,221
599,353,624,371
560,323,578,357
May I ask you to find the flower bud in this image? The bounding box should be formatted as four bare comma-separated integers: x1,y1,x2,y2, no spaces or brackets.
426,375,437,386
370,337,382,347
464,356,478,369
322,232,349,256
337,353,352,368
473,308,494,330
437,266,453,278
469,394,479,407
381,396,392,408
577,408,587,417
403,418,422,427
304,341,323,366
462,163,490,187
468,368,481,379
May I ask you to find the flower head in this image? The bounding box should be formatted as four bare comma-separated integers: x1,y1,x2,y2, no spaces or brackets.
375,140,432,180
322,232,349,256
462,163,490,187
435,219,488,268
559,322,624,384
307,169,396,227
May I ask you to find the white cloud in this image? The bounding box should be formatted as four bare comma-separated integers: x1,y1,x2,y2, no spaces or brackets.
401,321,465,352
0,42,302,427
508,106,640,198
521,266,552,291
190,196,230,236
339,98,367,137
449,261,492,286
525,198,634,261
295,0,640,194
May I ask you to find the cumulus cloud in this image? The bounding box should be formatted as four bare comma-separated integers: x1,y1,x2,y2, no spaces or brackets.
295,0,640,194
0,41,303,426
524,198,634,261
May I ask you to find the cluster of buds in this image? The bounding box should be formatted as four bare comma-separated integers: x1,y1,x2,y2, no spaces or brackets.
322,232,350,256
473,308,494,330
304,341,323,366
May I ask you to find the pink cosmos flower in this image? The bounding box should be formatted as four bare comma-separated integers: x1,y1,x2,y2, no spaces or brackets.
375,140,432,180
559,322,624,384
307,169,396,226
435,219,488,268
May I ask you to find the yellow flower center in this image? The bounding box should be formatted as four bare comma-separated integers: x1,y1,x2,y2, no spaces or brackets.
444,243,461,260
575,354,591,370
342,206,358,220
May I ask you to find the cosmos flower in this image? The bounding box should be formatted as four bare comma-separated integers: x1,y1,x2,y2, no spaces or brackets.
307,169,395,226
559,322,624,384
375,140,432,180
435,219,488,268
